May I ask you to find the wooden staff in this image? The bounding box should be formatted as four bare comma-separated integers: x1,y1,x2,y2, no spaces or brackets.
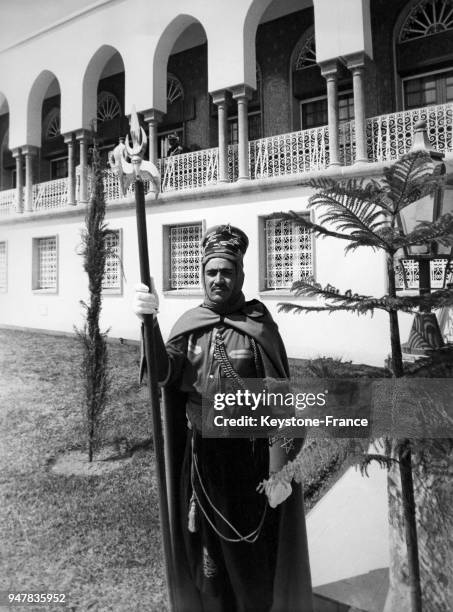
134,177,176,611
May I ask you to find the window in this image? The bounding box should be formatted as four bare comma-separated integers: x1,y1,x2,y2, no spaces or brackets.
44,108,61,140
32,236,58,291
228,112,262,144
301,92,354,129
399,0,453,42
97,91,121,123
163,223,203,291
50,157,68,180
403,70,453,109
0,242,7,292
103,230,122,294
263,217,314,290
294,32,317,71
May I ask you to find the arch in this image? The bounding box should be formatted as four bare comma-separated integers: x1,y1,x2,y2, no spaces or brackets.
82,45,125,130
26,70,61,146
243,0,275,88
152,14,205,112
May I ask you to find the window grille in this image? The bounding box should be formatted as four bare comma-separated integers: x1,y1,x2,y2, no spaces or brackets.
395,257,450,289
265,218,313,290
169,224,202,289
103,230,121,291
45,108,61,140
400,0,453,42
0,242,6,291
97,91,121,123
294,33,317,70
167,75,184,104
36,237,57,290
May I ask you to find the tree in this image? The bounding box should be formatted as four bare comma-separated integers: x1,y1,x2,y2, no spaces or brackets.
77,139,113,462
274,150,453,612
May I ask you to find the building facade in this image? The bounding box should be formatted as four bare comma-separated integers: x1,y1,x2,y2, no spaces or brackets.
1,0,453,365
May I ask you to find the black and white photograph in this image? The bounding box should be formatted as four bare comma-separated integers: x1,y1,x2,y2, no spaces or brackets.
1,1,453,611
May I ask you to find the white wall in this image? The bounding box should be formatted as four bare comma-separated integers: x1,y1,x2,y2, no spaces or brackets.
307,461,389,587
0,182,407,367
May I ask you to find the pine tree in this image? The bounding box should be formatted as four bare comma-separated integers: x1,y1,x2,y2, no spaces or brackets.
275,150,453,612
76,139,113,462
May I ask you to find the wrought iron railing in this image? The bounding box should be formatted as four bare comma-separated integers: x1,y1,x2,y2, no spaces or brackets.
160,148,219,192
3,102,453,216
33,178,68,210
0,188,16,215
395,258,451,290
366,102,453,163
248,126,330,179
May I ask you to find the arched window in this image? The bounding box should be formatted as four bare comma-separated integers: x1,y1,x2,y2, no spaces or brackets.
167,75,184,104
44,108,60,140
97,91,121,123
294,32,317,71
399,0,453,42
396,0,453,110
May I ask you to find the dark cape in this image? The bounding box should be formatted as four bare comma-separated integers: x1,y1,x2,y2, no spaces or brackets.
160,300,314,612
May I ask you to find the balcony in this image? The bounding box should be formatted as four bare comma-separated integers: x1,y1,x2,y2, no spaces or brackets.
1,102,452,216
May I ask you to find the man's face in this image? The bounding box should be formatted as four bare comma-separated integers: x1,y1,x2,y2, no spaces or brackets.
204,258,237,304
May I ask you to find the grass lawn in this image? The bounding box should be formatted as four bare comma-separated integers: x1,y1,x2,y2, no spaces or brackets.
0,329,362,611
0,328,167,612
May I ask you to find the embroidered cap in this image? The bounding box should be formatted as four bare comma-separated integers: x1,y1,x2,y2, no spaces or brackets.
201,224,249,266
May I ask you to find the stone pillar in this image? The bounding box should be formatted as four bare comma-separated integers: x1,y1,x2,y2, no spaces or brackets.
320,60,340,167
63,132,76,205
22,146,38,212
211,89,229,182
75,129,89,204
12,148,23,213
143,109,164,165
231,85,253,181
346,53,368,164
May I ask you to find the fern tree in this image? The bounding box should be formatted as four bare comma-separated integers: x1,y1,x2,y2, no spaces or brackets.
77,140,112,462
276,151,453,612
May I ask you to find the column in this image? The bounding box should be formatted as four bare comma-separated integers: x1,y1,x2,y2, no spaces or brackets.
12,148,23,213
22,145,38,212
320,60,340,167
143,109,164,165
211,90,229,182
75,129,89,204
231,85,253,181
346,53,368,164
63,133,76,205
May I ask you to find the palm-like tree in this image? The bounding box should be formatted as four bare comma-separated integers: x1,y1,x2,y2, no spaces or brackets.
276,150,453,612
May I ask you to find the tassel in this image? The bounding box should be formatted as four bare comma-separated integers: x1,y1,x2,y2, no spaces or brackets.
188,493,198,533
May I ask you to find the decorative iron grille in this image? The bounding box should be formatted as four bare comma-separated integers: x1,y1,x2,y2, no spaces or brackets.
395,257,451,289
400,0,453,42
169,224,202,289
44,108,60,140
37,237,57,290
103,230,121,291
167,75,184,104
294,33,316,70
265,218,313,289
97,91,121,123
0,242,6,291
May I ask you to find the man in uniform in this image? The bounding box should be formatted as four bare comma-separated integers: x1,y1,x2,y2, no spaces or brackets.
134,224,313,612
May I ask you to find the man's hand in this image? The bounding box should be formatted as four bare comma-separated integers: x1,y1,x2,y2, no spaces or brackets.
257,475,292,508
132,281,159,320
